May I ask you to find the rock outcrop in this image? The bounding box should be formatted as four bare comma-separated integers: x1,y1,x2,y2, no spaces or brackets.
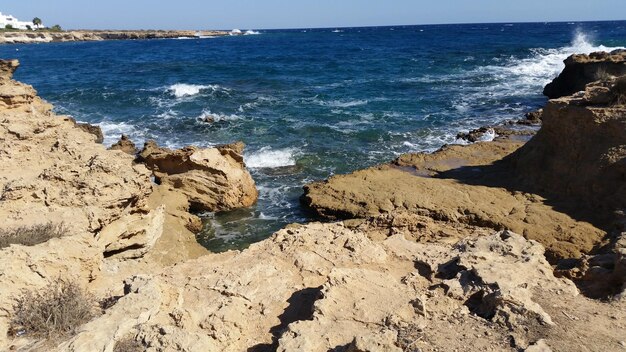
0,60,153,234
515,76,626,214
302,137,605,262
543,49,626,99
0,30,229,44
109,134,137,155
2,53,626,352
139,140,258,212
0,60,205,348
55,223,625,352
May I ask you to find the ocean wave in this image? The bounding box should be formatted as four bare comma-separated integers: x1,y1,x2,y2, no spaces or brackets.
246,147,299,168
244,30,261,35
168,83,229,98
476,31,624,94
197,109,242,122
96,120,137,146
319,99,369,108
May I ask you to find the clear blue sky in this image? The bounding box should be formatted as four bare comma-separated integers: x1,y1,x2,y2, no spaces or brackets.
3,0,625,30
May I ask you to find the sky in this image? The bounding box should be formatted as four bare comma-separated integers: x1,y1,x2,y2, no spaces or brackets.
2,0,625,30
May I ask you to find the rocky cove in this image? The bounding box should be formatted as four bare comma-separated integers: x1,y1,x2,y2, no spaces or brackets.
0,47,624,352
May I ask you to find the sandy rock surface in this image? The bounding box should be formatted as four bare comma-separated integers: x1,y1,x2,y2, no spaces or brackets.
303,138,606,262
56,223,626,352
139,140,258,212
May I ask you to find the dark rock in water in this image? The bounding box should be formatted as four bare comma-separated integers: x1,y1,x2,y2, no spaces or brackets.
109,134,137,155
68,117,104,144
518,109,543,126
456,127,495,143
457,126,536,143
543,49,626,99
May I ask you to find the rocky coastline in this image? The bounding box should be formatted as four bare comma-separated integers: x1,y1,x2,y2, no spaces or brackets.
0,30,229,44
0,49,625,351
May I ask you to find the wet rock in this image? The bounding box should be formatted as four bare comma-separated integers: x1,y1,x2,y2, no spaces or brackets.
456,127,496,143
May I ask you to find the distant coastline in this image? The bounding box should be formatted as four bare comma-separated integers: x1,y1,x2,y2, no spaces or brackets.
0,30,230,44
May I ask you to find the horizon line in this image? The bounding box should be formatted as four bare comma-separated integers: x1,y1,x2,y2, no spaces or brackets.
63,18,625,32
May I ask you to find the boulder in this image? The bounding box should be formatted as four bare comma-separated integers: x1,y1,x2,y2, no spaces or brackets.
138,140,258,212
109,134,137,155
543,49,626,99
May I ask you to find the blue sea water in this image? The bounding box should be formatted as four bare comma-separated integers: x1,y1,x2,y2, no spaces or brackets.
2,21,625,251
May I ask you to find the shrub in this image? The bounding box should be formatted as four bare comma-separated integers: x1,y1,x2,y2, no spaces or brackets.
593,67,614,81
114,335,145,352
614,75,626,106
0,222,68,249
10,278,97,339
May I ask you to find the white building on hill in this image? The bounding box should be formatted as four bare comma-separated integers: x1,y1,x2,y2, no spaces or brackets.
0,12,42,30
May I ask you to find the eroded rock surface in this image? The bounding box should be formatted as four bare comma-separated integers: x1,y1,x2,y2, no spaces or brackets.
57,224,625,352
303,138,605,262
543,49,626,99
139,140,258,212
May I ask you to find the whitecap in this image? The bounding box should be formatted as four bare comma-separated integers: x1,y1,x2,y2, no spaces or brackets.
96,121,137,146
319,99,369,108
167,83,230,98
244,30,260,35
168,83,205,98
246,147,299,168
477,128,497,142
197,109,242,122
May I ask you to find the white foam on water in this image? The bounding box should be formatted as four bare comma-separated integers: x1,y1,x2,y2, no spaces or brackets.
246,147,299,168
478,128,497,142
167,83,229,98
197,109,242,122
244,30,261,35
96,121,137,146
475,31,624,96
319,99,369,108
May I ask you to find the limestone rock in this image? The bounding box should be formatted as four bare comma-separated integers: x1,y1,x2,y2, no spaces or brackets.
68,117,104,144
0,234,102,348
514,78,626,214
139,140,258,212
302,140,605,262
97,205,165,260
0,59,19,82
108,134,137,155
543,49,626,98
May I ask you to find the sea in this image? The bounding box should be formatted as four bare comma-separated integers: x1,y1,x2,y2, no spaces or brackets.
2,21,625,251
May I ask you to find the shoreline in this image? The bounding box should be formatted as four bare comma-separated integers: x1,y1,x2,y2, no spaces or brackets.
0,30,230,44
0,48,624,351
